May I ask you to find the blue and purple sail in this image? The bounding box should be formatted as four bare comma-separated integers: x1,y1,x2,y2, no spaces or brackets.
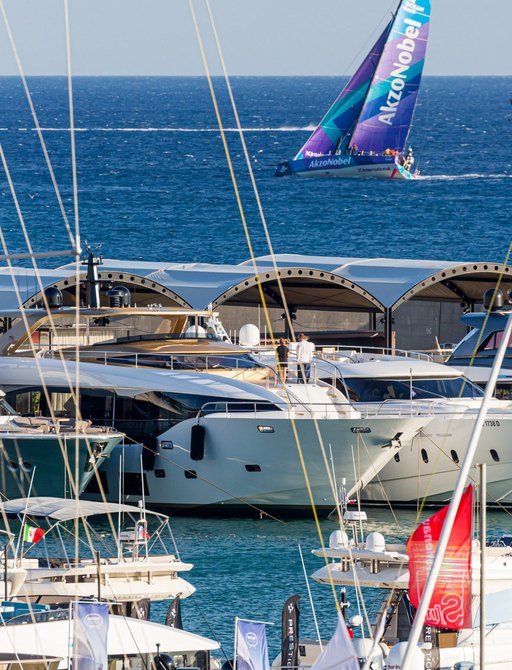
275,0,430,180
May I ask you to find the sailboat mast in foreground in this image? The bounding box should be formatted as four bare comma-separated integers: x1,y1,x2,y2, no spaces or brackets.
275,0,430,180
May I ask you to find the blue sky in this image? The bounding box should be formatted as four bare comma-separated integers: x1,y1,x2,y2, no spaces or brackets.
0,0,510,76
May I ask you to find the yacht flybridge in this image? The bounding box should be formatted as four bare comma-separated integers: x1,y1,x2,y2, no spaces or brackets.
0,356,431,515
0,303,269,381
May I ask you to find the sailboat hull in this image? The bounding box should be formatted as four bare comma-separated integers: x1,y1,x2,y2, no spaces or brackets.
275,155,413,180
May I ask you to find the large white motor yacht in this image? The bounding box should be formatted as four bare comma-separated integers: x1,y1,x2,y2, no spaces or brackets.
0,356,431,515
312,352,512,506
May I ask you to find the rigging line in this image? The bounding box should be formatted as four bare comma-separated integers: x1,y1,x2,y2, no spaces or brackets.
419,429,512,520
205,0,295,341
204,2,376,570
0,144,115,541
359,433,401,529
63,0,82,572
0,0,76,250
189,0,344,613
137,442,287,524
203,0,350,518
0,146,84,504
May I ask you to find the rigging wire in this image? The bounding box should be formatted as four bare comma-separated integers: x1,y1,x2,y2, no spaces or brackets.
188,0,346,617
0,0,77,252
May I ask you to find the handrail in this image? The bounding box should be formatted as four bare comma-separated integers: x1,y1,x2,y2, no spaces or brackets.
315,344,433,363
196,399,458,419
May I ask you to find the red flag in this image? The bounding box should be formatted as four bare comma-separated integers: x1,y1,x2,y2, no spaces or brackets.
407,484,473,630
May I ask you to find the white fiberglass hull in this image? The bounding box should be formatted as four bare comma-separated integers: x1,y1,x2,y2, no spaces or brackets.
96,413,428,514
362,408,512,505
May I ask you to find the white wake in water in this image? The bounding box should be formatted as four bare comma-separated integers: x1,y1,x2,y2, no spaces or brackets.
416,173,511,181
18,126,314,133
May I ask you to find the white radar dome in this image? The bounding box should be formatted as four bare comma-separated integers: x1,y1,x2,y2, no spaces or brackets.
185,325,207,338
365,532,386,553
385,642,424,670
329,530,349,549
238,324,260,348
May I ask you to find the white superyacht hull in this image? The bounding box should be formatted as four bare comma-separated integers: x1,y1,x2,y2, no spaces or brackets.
362,407,512,505
95,413,429,514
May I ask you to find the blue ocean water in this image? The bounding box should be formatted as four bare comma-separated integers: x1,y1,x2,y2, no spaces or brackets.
0,76,511,656
0,76,510,267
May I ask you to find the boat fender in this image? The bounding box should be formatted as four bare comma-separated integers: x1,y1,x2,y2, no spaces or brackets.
190,424,206,461
153,654,175,670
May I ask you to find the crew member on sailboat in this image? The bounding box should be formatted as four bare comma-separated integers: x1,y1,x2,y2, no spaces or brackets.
275,0,430,180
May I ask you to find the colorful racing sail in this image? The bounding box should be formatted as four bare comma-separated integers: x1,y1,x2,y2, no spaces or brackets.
349,0,431,153
295,23,392,159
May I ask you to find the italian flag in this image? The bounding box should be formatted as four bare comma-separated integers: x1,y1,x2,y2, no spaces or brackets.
23,524,45,544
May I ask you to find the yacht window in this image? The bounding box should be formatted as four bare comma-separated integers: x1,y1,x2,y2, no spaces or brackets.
122,472,149,495
490,449,500,462
184,470,197,479
394,453,400,463
84,471,109,495
450,450,459,464
155,469,166,478
0,397,16,416
480,330,512,352
343,377,484,402
421,449,429,464
245,464,261,472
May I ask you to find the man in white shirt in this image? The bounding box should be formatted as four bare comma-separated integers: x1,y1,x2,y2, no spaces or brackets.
296,333,315,383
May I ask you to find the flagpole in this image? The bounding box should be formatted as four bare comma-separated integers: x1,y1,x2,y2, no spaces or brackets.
401,312,512,670
15,467,36,564
234,617,239,670
479,462,486,670
298,544,323,651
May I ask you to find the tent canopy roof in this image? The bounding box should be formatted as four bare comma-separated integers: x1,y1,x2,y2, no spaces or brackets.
0,255,508,313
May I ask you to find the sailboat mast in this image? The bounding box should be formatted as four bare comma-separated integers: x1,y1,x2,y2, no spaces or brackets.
347,2,400,151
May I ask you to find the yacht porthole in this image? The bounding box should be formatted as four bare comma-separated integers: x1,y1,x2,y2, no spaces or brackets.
394,453,400,463
245,464,261,472
20,461,33,472
490,449,500,462
450,450,459,464
7,461,18,472
421,449,429,464
155,469,166,478
184,470,197,479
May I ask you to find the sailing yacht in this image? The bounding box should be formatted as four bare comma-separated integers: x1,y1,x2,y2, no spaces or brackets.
0,355,432,514
275,0,430,179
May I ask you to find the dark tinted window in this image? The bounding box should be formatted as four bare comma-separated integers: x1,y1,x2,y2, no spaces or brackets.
344,377,484,402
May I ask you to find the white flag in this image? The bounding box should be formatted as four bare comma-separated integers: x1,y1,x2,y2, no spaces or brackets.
310,615,360,670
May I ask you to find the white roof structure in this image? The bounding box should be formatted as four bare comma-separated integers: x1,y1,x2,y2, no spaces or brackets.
0,615,219,661
0,254,509,314
0,356,281,404
0,497,164,521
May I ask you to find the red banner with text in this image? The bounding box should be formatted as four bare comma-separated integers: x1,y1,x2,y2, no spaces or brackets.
407,485,473,630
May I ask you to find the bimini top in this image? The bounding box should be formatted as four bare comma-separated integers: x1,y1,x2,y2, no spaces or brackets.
0,497,165,522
